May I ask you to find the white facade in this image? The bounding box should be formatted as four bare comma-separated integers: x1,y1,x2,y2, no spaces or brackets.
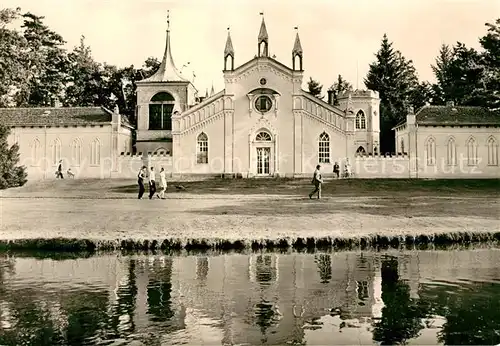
3,107,133,180
136,17,380,177
393,105,500,179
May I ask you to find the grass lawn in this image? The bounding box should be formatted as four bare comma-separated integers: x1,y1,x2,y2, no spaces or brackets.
1,178,499,249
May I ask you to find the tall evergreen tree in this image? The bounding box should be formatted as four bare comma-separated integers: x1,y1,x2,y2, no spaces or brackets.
431,44,454,104
0,8,27,107
364,34,425,153
0,124,27,189
307,77,323,99
479,18,500,109
18,12,69,106
328,74,353,105
64,36,102,107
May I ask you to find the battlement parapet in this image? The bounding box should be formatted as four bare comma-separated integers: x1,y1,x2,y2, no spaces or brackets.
338,89,379,100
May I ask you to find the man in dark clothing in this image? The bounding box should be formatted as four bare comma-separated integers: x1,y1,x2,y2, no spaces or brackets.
137,166,146,199
333,162,340,179
56,160,64,179
148,166,157,200
309,164,324,199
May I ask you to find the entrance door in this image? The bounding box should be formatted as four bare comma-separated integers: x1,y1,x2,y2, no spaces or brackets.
256,147,271,175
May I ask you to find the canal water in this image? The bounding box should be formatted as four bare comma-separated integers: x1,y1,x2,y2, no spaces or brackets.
0,249,500,345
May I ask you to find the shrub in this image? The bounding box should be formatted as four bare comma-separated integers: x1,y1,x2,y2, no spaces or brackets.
0,123,27,189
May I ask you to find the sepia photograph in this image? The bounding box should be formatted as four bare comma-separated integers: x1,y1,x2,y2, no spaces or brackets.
0,0,499,345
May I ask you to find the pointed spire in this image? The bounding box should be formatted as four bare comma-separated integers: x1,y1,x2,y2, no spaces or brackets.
224,27,234,57
258,13,268,42
292,26,303,71
292,27,302,55
257,12,269,57
205,88,208,98
210,83,215,96
141,10,188,83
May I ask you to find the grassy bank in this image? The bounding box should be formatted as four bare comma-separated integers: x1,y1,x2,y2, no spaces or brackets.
1,178,499,252
2,177,499,199
0,231,499,253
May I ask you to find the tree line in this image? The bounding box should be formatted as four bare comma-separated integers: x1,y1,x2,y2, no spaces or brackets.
0,8,162,124
308,18,499,153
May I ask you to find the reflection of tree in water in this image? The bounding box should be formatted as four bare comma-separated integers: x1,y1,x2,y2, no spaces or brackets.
147,257,174,323
0,292,65,345
420,281,500,345
61,290,110,345
372,256,426,345
314,254,332,284
108,258,138,337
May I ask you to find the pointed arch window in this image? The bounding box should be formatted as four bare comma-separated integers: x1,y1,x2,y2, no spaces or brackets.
466,137,477,166
51,138,62,165
255,131,272,141
318,132,330,163
487,137,498,166
90,138,101,166
446,137,457,166
71,138,82,166
197,132,208,164
425,137,436,166
355,110,366,130
356,146,366,155
149,92,175,130
30,138,41,166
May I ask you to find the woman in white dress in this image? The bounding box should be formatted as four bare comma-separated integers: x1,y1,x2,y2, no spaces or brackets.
158,167,167,199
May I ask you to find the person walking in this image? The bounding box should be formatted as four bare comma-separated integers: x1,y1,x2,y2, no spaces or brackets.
56,160,64,179
137,166,146,199
158,167,167,199
148,166,157,200
309,164,324,199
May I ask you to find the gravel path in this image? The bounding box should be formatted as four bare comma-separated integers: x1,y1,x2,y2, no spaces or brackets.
1,193,498,242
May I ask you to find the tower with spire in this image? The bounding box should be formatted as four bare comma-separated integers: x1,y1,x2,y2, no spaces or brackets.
224,28,234,71
134,10,198,154
292,27,303,71
257,13,269,57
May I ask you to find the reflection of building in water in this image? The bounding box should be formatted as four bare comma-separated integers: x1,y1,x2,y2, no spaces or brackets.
173,252,380,345
134,256,185,333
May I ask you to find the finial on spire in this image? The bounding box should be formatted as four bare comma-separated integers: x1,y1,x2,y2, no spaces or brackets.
260,11,264,16
167,10,170,31
294,26,298,31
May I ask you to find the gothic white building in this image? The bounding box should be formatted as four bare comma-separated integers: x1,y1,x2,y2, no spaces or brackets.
135,16,381,177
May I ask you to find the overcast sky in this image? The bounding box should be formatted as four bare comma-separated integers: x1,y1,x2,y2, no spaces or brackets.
4,0,499,95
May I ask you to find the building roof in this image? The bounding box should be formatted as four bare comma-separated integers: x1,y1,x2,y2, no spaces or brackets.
0,106,132,127
258,17,269,42
138,16,189,83
292,32,303,55
394,105,500,129
416,105,500,126
224,30,234,57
